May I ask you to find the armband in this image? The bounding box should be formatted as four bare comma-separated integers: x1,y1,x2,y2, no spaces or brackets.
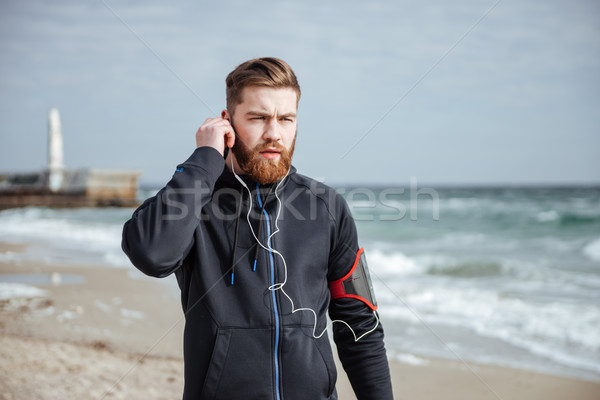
328,248,378,311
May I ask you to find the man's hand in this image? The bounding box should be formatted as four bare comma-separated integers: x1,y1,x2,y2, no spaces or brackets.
195,117,236,156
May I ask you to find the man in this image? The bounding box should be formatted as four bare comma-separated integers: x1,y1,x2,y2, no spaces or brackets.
122,57,393,400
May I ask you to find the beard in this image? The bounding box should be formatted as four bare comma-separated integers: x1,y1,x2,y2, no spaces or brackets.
231,135,296,184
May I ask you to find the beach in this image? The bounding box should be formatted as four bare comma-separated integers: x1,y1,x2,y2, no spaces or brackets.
1,241,599,400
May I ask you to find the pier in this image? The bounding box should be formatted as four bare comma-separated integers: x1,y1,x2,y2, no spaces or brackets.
0,109,141,209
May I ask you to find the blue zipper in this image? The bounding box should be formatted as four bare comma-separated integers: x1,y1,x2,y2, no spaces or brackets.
257,183,282,400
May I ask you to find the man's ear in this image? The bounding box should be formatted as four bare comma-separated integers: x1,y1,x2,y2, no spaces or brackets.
221,109,230,121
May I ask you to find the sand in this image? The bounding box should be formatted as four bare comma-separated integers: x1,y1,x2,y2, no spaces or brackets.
1,241,599,400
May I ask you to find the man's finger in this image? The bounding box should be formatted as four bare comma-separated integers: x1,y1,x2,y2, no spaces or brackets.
225,131,235,149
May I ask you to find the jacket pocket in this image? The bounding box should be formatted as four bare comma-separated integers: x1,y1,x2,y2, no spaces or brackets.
281,327,338,399
200,328,274,400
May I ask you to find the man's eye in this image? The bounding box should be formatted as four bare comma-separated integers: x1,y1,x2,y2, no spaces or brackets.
250,116,264,120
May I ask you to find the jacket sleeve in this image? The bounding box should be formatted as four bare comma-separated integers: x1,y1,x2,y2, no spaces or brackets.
327,194,394,400
121,146,225,278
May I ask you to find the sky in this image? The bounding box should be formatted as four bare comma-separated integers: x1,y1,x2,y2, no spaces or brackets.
0,0,598,186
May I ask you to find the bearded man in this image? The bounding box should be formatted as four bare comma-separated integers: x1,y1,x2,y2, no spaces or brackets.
122,57,393,400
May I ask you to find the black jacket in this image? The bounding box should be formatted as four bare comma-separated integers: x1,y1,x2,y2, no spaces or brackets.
122,147,393,400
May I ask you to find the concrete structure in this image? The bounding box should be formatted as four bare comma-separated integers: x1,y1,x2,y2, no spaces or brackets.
0,109,141,209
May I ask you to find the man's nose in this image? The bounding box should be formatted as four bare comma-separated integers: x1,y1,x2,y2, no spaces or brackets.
263,118,282,142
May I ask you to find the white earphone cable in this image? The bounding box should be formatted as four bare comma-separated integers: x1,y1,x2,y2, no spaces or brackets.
231,157,380,341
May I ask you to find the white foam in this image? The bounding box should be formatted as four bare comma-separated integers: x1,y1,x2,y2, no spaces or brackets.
103,251,133,268
120,308,145,320
583,237,600,262
536,210,560,222
440,197,481,211
94,299,113,313
0,251,21,263
368,249,426,276
57,310,80,322
0,282,47,300
392,352,430,366
32,305,56,317
0,215,121,249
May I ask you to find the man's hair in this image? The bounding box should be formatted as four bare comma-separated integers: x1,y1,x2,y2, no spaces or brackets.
226,57,301,116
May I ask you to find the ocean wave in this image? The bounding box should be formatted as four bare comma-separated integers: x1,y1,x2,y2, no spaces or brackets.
0,207,131,268
533,210,600,227
428,261,504,278
559,213,600,226
368,245,600,290
388,351,429,366
0,208,124,247
378,284,600,374
367,244,600,377
367,248,427,276
535,210,560,222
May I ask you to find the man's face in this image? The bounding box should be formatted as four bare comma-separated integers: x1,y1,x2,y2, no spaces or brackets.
224,86,298,184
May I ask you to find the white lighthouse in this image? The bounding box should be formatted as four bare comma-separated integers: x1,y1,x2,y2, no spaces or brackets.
47,108,64,192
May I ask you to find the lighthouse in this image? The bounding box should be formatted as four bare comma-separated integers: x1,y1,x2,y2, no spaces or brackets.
47,108,64,192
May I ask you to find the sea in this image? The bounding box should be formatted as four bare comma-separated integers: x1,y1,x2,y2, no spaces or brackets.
0,184,599,382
